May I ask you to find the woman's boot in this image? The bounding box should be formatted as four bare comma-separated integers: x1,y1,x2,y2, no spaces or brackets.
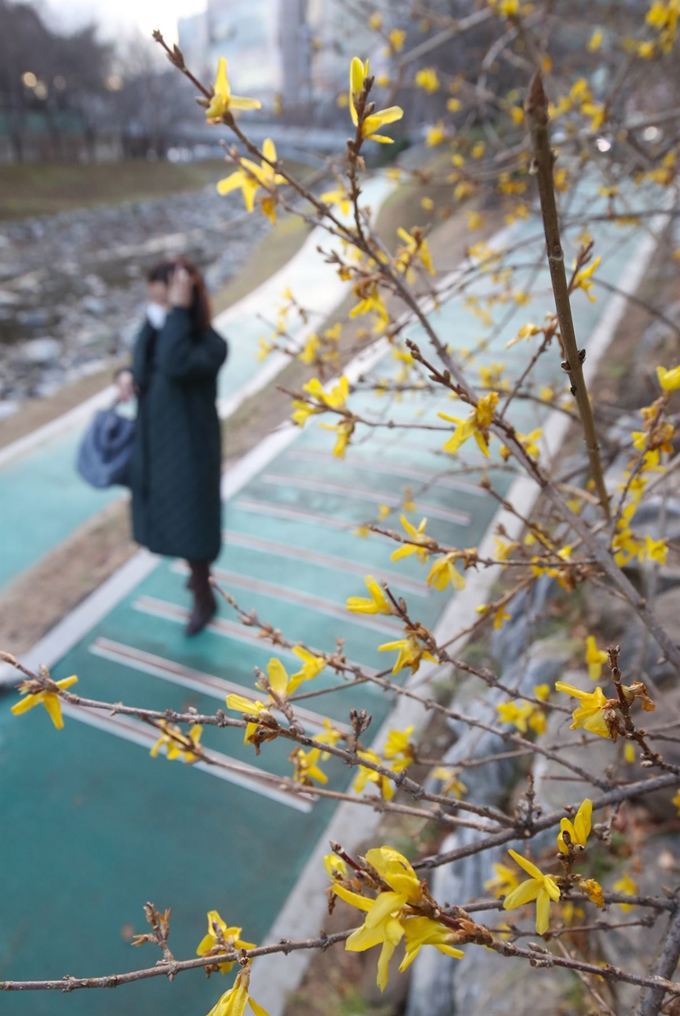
186,560,217,636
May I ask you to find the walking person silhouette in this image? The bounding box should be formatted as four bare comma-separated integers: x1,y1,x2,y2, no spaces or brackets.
116,257,227,635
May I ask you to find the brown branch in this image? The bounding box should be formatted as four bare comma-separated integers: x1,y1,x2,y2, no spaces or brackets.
636,905,680,1016
525,70,610,519
416,772,680,870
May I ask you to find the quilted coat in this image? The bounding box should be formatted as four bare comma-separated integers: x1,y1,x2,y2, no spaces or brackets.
130,307,228,562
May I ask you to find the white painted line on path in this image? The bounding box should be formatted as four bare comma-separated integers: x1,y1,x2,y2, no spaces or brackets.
0,550,159,685
61,702,315,813
89,637,351,734
221,530,430,596
170,561,404,636
257,472,472,526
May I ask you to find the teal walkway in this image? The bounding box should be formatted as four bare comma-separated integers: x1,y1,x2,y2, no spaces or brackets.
0,176,396,592
0,195,652,1015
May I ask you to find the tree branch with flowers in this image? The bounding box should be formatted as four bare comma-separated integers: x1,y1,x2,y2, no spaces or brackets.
4,2,680,1014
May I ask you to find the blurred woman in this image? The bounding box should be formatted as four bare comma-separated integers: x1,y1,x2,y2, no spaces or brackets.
116,258,227,635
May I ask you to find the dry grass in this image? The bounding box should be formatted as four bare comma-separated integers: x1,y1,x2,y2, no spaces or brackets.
0,498,135,656
212,213,313,315
0,160,232,220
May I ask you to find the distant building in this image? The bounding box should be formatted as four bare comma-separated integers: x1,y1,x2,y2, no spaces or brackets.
206,0,279,94
179,0,280,98
177,10,211,82
177,0,376,114
278,0,310,109
307,0,380,99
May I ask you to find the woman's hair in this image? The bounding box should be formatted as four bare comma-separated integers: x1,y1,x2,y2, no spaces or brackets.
147,257,212,332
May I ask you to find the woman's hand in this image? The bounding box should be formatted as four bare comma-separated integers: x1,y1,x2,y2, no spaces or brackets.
168,265,194,309
115,369,135,403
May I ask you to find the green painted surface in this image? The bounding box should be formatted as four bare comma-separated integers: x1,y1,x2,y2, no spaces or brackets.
0,428,122,589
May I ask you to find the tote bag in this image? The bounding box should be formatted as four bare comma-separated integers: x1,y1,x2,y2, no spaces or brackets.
76,406,135,489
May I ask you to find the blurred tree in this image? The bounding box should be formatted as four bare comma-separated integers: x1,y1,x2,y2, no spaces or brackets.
109,33,198,160
0,2,194,163
0,0,111,161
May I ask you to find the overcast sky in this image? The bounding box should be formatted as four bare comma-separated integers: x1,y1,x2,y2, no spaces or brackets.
43,0,206,44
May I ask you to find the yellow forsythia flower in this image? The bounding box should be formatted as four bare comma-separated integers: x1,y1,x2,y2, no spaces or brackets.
415,67,439,93
557,798,592,855
196,911,255,974
657,365,680,391
378,635,437,675
582,878,605,908
217,138,286,221
588,28,604,50
613,871,638,912
205,57,261,120
349,57,403,143
334,847,464,991
503,849,561,935
485,862,520,897
555,682,612,739
427,553,466,591
11,674,78,730
206,963,269,1016
387,28,406,53
347,575,394,615
391,514,431,563
585,636,609,682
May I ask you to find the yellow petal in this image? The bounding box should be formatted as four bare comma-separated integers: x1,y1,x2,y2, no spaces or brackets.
346,922,386,953
226,694,261,713
350,56,367,96
365,133,394,144
248,997,271,1016
196,933,215,956
267,658,289,698
11,693,41,716
364,891,407,929
554,681,588,701
216,172,245,196
377,930,401,990
334,884,374,912
535,888,552,935
371,105,404,125
215,57,229,98
503,878,541,910
207,909,227,935
545,876,561,902
57,675,78,690
229,96,262,111
573,798,592,844
43,693,65,730
507,848,544,881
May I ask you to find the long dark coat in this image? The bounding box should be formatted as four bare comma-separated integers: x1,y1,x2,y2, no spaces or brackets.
130,307,228,562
